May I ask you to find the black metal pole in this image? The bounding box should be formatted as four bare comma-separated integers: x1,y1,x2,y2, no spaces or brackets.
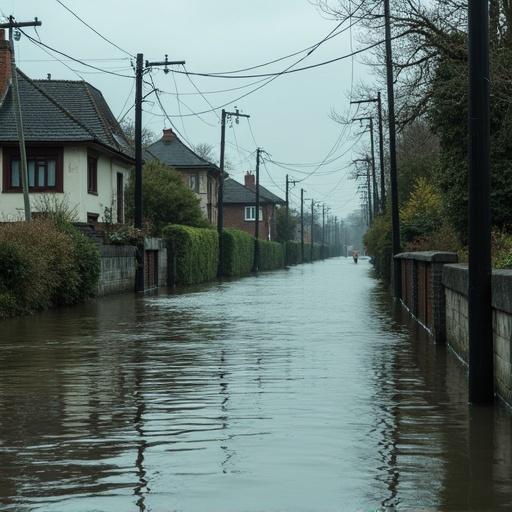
384,0,402,299
301,188,304,263
134,53,144,293
217,109,227,276
377,92,386,212
468,0,493,403
253,148,261,272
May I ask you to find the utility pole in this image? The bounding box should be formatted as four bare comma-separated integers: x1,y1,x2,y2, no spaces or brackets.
354,158,373,225
334,216,338,254
322,204,325,260
353,116,378,218
133,54,185,292
1,16,42,222
351,94,386,212
285,174,299,241
218,108,250,275
310,199,315,262
377,92,386,211
300,188,305,263
384,0,402,299
468,0,493,403
253,148,261,272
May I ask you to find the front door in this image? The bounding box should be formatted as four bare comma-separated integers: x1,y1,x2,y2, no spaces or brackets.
117,173,124,223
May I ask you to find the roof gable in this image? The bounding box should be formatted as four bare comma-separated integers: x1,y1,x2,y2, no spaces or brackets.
144,135,219,171
0,70,93,142
0,70,134,160
223,177,285,205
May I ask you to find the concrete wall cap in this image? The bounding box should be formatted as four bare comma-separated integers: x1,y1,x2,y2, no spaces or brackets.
394,251,459,263
144,237,167,250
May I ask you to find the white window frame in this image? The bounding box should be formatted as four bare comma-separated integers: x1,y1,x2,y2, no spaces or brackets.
244,206,263,221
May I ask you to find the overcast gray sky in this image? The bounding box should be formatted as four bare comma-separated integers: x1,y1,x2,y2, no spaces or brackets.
5,0,377,219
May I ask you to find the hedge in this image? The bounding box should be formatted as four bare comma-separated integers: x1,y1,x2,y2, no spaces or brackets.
259,240,285,271
285,241,301,266
164,224,219,285
221,229,255,277
0,219,100,319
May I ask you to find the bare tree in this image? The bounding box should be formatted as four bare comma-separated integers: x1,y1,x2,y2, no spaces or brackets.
192,143,216,163
120,119,157,148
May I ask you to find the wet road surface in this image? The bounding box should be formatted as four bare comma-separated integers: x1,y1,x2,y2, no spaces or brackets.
1,258,512,511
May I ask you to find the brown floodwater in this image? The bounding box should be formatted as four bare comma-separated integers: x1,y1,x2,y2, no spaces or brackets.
1,257,512,511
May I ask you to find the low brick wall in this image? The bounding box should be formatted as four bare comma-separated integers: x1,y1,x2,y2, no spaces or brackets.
97,245,137,296
443,264,512,404
395,251,458,343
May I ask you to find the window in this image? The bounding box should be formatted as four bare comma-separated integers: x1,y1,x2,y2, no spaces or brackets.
87,156,98,194
244,206,263,221
188,174,199,193
3,147,63,193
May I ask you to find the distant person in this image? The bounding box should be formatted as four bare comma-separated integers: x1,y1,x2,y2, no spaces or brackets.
352,250,359,264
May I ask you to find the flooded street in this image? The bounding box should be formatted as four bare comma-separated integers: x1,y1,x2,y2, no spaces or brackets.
1,258,512,511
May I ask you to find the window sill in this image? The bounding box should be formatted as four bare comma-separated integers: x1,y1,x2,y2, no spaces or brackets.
2,188,62,193
88,190,99,196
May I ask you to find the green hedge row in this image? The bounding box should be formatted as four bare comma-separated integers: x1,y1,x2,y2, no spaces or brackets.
259,240,285,271
221,229,255,277
0,219,100,319
285,241,301,266
164,224,219,285
163,225,344,288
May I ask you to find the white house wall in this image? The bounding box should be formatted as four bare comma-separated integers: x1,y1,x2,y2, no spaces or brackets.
0,146,131,223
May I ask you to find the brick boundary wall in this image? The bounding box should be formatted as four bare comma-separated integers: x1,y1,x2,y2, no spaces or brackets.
395,252,458,344
443,264,512,405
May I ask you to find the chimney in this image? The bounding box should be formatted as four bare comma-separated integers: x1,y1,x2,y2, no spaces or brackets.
162,128,176,143
0,29,12,100
244,171,255,189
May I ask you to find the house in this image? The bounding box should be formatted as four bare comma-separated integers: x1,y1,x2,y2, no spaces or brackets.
144,129,220,224
224,173,285,240
0,29,134,224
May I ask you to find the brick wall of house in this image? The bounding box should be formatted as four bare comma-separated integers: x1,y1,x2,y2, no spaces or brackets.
224,203,275,240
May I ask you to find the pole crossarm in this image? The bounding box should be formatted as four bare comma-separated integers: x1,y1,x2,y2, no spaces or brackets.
0,17,41,29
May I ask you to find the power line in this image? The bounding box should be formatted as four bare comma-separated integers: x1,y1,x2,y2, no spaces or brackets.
19,28,134,78
147,72,193,148
174,37,385,81
54,0,134,57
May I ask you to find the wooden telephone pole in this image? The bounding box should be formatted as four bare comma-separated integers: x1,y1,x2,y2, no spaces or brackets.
1,16,42,222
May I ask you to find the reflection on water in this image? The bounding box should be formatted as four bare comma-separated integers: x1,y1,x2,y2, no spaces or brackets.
1,259,512,511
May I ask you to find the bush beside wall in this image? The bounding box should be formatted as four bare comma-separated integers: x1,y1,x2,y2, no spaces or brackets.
259,240,285,271
164,224,219,285
0,220,100,319
221,229,255,277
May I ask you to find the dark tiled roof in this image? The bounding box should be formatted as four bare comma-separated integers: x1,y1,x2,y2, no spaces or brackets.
144,136,219,171
224,177,285,205
0,70,134,160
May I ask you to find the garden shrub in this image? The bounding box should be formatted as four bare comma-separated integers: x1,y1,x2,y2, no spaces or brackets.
259,240,284,271
164,224,219,285
221,229,254,277
364,212,393,282
0,219,100,319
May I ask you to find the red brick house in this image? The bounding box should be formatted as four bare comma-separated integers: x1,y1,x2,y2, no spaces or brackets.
224,173,285,240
